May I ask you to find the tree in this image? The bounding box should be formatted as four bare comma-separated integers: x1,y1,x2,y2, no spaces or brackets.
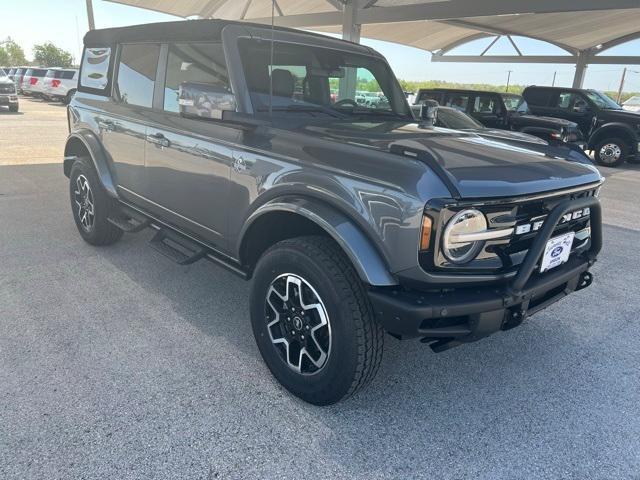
3,40,27,66
0,48,9,66
32,42,73,68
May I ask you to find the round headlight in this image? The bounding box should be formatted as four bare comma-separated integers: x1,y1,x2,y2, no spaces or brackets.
442,209,487,264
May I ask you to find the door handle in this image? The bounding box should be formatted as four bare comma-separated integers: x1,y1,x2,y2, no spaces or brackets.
98,119,115,131
147,132,170,148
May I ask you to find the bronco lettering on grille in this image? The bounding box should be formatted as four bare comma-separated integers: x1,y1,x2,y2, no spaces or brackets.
515,207,590,235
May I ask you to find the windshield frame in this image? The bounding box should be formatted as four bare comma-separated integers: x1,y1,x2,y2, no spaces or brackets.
233,35,412,121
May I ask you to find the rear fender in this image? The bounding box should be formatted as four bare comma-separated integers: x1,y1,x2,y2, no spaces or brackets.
63,130,118,198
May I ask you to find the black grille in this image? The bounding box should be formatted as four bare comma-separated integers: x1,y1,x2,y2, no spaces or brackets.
0,84,15,94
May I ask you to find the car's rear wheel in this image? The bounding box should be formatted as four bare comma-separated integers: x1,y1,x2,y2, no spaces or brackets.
594,138,628,167
250,236,384,405
69,158,123,246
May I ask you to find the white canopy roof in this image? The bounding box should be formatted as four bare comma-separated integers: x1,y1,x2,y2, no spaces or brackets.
106,0,640,55
103,0,640,86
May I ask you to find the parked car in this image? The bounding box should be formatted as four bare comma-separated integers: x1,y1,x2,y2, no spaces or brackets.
21,67,48,97
0,74,19,112
43,68,79,104
523,85,640,167
414,103,592,163
13,67,28,93
415,88,584,148
65,20,603,405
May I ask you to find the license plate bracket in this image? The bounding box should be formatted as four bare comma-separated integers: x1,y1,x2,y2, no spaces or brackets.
540,231,575,272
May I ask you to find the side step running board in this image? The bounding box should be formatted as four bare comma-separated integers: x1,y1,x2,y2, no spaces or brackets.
108,206,151,233
149,228,207,265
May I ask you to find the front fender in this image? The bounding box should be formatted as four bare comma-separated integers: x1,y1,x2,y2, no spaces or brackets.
589,122,638,149
239,197,398,286
64,130,118,198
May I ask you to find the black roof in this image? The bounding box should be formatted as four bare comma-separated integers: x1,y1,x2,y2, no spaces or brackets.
83,19,360,49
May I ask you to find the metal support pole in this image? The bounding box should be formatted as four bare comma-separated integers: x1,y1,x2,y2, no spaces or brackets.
616,67,627,103
340,0,361,100
552,71,557,86
572,51,588,88
86,0,96,30
505,70,512,92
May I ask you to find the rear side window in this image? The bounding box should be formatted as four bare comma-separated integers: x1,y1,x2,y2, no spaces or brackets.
163,43,230,113
556,92,574,109
62,70,77,80
115,43,160,108
80,47,111,90
444,93,470,112
29,69,47,77
472,95,497,113
523,88,553,107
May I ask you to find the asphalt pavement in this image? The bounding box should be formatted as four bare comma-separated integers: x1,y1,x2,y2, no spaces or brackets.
1,99,639,479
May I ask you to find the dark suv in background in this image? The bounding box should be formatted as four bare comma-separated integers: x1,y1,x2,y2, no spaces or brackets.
415,88,583,147
523,86,640,167
64,20,603,405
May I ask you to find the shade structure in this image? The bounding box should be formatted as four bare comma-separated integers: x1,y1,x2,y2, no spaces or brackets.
103,0,640,87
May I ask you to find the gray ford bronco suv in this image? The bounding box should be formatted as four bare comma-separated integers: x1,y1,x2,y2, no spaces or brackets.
64,20,603,405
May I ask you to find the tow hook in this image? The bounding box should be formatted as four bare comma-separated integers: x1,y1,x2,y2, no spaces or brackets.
502,308,527,331
576,271,593,291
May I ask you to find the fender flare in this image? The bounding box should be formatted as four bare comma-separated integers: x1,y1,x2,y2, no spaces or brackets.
63,130,118,198
589,122,637,149
238,197,398,287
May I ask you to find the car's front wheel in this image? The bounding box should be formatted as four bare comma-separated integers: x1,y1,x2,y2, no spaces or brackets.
250,236,384,405
69,158,123,246
594,138,628,167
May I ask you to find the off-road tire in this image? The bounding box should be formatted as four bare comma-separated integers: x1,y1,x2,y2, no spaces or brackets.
9,104,18,113
250,236,384,405
69,157,123,246
64,90,76,105
594,137,628,167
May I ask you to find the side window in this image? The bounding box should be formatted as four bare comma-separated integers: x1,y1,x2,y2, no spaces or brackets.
417,91,441,104
444,93,469,112
524,88,552,107
163,43,230,113
557,92,573,109
62,71,77,80
115,43,160,108
80,47,111,90
473,95,497,114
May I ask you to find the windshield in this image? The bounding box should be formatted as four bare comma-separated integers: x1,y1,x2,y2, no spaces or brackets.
584,90,622,110
238,39,411,120
501,94,529,113
435,107,484,129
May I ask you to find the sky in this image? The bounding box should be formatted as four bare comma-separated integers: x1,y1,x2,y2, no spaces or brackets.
2,0,640,93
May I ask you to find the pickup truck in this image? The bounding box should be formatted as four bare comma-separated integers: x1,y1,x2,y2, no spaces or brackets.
64,20,603,405
415,88,584,148
523,85,640,167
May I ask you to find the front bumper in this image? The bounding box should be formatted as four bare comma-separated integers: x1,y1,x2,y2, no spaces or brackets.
368,196,602,351
0,94,18,105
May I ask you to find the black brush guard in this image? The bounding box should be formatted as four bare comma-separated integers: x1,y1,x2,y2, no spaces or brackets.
368,196,602,351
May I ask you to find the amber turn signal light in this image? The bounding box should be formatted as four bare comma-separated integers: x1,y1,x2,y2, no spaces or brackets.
420,216,432,251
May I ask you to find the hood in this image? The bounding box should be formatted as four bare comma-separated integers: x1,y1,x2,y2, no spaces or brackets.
518,114,577,128
0,76,12,85
295,120,602,199
600,108,640,123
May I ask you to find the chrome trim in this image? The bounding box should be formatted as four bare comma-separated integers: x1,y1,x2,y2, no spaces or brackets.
450,227,514,243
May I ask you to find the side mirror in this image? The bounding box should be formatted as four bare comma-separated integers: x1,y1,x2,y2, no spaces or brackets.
573,102,588,114
178,82,236,120
416,99,439,125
